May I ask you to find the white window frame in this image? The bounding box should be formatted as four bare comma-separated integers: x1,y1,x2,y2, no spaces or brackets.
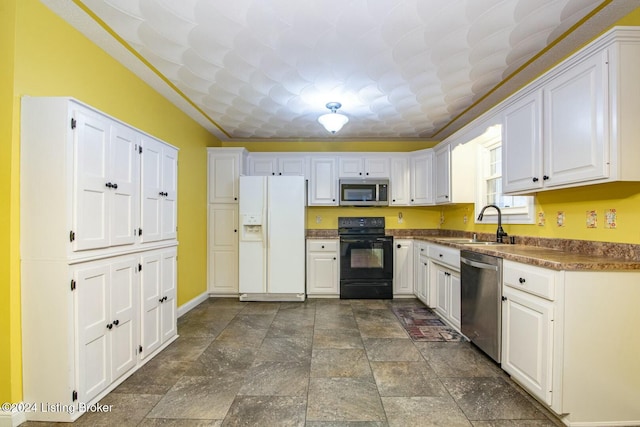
474,126,535,225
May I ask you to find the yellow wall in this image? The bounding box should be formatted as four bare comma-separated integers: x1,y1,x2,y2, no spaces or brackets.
1,0,219,404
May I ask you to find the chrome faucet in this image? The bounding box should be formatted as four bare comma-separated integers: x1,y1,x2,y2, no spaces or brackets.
477,204,509,243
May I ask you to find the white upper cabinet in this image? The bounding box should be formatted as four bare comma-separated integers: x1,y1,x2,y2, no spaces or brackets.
390,156,410,205
208,148,247,203
502,90,543,193
73,108,140,251
409,149,434,205
434,144,451,204
141,136,178,243
247,153,307,177
502,28,640,194
309,157,338,205
338,155,390,178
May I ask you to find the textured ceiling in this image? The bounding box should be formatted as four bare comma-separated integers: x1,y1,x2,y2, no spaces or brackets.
42,0,640,141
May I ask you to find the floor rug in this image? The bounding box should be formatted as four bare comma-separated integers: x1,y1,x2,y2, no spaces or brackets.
391,305,467,342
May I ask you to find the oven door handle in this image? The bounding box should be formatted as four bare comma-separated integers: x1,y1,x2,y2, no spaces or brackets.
340,237,389,243
460,257,499,271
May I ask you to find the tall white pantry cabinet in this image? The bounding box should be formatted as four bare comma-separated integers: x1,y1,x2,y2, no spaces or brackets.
20,97,178,422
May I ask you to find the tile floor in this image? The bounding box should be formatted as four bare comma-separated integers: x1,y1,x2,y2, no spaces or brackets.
24,298,563,426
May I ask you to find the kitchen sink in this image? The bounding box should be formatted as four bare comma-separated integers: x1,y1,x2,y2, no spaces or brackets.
463,241,505,246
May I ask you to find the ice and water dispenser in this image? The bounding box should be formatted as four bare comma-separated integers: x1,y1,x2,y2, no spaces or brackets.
240,213,264,242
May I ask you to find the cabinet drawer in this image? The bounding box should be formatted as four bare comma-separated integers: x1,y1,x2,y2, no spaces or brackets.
503,260,555,300
428,244,460,270
308,240,338,252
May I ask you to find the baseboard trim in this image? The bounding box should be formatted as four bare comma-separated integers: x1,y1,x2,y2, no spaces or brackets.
0,409,27,427
177,291,208,318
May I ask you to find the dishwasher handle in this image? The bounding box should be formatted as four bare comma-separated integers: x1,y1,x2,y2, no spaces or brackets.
461,257,499,271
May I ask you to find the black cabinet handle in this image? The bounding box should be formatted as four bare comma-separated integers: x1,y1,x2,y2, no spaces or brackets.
519,277,526,284
112,183,118,189
159,298,164,303
366,172,369,176
163,296,168,302
321,245,325,248
113,319,119,326
543,175,549,180
392,199,396,202
439,254,443,257
532,177,539,182
106,323,113,330
234,197,237,201
234,229,237,233
397,244,401,248
159,191,164,196
502,296,508,301
333,257,336,260
359,172,362,175
106,182,113,188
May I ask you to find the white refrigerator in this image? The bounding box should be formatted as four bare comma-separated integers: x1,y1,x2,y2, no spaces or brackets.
238,175,306,301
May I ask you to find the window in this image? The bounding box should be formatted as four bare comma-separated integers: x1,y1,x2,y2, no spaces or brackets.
475,125,534,224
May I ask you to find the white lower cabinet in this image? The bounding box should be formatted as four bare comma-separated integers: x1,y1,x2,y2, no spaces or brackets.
207,204,239,295
306,240,339,296
75,256,138,403
413,242,429,305
393,239,413,295
502,284,554,405
428,244,461,330
141,247,177,358
501,260,640,426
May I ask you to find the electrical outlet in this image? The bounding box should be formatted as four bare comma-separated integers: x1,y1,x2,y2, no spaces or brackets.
398,212,403,224
315,215,322,224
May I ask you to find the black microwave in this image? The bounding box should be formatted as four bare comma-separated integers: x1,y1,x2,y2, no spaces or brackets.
339,179,389,206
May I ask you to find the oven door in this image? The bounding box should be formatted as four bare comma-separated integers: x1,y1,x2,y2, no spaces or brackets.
340,236,393,280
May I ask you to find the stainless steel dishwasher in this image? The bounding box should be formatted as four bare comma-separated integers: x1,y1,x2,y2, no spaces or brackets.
460,250,503,363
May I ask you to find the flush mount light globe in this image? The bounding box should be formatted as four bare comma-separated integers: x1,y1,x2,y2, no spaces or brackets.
318,102,349,134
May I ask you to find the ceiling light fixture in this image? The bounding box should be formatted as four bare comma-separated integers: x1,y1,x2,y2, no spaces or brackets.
318,102,349,134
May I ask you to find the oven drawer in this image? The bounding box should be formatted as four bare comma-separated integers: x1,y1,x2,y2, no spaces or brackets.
308,240,338,252
428,244,460,270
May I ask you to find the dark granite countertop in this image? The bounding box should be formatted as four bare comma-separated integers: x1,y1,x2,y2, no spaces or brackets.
306,229,640,271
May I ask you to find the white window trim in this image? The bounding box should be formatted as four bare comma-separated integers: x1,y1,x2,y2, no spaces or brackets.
474,126,535,225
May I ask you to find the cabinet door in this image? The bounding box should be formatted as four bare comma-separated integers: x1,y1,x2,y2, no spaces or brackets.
390,157,410,205
338,157,364,177
140,252,162,357
73,109,111,251
434,267,449,318
141,138,163,243
75,263,110,403
278,157,307,176
502,286,554,405
208,204,239,294
364,157,390,177
307,253,339,294
449,272,461,329
543,50,608,187
161,146,178,240
109,124,139,247
502,91,543,193
160,249,177,342
410,150,434,205
248,156,278,176
309,157,337,205
109,258,138,381
434,145,450,204
208,151,241,203
393,240,413,294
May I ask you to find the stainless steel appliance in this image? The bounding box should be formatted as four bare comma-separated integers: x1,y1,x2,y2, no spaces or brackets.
338,217,393,299
339,179,389,206
460,250,503,363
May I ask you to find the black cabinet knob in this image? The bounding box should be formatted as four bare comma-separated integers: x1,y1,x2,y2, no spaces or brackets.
502,296,508,301
112,183,118,189
366,172,369,176
392,199,396,202
333,257,336,260
113,319,119,326
532,177,539,182
159,298,164,303
106,323,113,330
359,172,362,175
543,175,549,180
397,244,401,248
321,245,325,248
234,229,237,233
519,277,526,284
439,254,443,257
234,197,238,201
